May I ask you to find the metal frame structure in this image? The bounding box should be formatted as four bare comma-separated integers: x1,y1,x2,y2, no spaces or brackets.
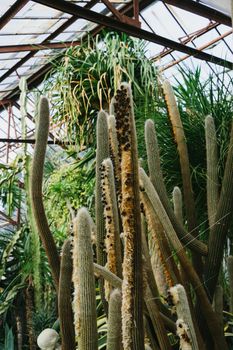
0,0,232,226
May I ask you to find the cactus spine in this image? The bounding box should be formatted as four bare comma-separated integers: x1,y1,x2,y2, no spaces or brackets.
73,208,98,350
113,83,144,350
106,289,123,350
30,96,60,288
58,239,75,350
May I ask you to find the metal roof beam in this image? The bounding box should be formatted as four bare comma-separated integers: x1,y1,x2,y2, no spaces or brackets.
162,28,233,71
0,0,29,30
0,40,81,53
0,0,150,99
0,0,99,85
32,0,233,69
163,0,232,27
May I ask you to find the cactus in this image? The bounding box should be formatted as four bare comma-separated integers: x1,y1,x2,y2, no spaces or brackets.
27,81,232,350
101,158,122,278
169,284,199,350
113,83,144,350
25,283,36,350
95,110,110,313
144,285,172,350
144,345,153,350
25,155,42,309
94,263,122,289
139,167,187,263
58,239,75,350
139,167,227,349
141,190,180,291
106,289,123,350
204,121,233,299
172,186,183,225
73,208,98,350
140,215,161,302
227,256,233,313
176,319,192,350
30,96,60,288
162,80,203,276
213,285,224,332
101,158,122,301
108,115,121,201
162,80,197,235
145,119,206,256
205,115,219,229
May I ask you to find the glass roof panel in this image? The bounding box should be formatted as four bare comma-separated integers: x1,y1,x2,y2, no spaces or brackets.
200,0,232,16
0,0,232,163
0,0,16,17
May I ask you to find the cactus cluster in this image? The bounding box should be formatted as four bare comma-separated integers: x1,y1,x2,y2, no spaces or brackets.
31,80,233,350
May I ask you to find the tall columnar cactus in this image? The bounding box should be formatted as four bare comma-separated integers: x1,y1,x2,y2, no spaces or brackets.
113,83,144,350
101,158,122,280
108,115,121,201
144,285,172,350
144,119,206,256
162,80,197,234
145,119,166,197
140,215,160,299
58,239,75,350
139,167,227,349
73,208,98,350
204,121,233,299
213,285,223,332
25,155,41,309
227,256,233,313
102,159,122,277
30,96,60,288
169,284,199,350
162,80,203,275
101,158,122,301
141,190,178,292
106,289,123,350
25,284,36,350
95,110,109,312
205,115,219,229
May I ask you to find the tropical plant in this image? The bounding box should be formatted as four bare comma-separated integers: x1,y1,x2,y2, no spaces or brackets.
43,32,158,148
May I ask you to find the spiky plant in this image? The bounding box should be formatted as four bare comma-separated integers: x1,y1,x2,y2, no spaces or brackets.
73,208,98,350
30,96,60,289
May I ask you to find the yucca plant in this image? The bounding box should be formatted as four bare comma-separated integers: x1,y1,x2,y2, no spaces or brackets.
43,31,158,149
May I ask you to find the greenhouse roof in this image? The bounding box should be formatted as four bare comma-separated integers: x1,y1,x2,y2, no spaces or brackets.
0,0,232,163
